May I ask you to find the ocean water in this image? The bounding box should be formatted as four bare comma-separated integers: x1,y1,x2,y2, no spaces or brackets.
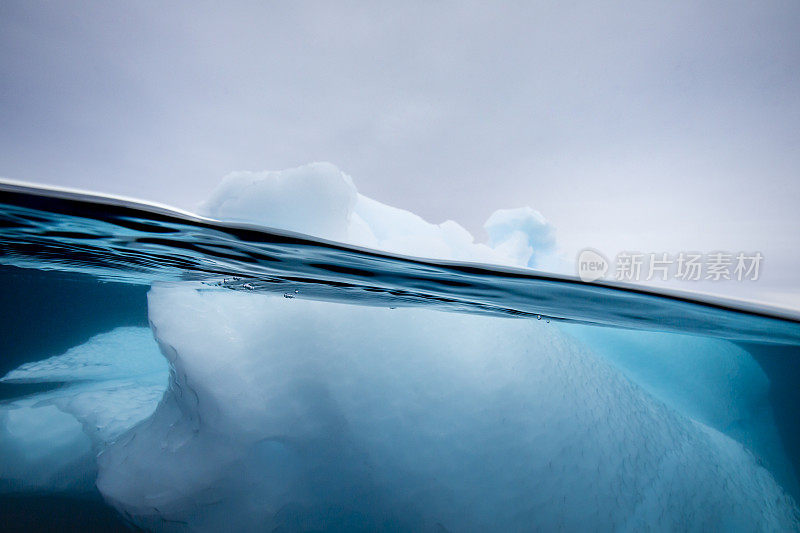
1,182,799,531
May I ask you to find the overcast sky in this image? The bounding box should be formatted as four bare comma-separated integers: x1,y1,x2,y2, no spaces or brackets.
1,1,799,305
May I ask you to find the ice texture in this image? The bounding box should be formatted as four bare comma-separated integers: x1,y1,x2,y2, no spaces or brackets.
564,324,799,498
3,327,166,384
93,285,798,531
200,162,357,242
200,162,556,268
484,206,555,267
0,327,168,492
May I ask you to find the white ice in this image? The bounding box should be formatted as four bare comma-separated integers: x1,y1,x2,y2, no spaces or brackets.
200,162,556,268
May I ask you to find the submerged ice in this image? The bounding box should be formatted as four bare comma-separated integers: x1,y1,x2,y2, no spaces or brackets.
1,163,798,530
0,328,167,492
96,286,797,531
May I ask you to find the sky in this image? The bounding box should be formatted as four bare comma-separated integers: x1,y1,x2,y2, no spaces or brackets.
1,1,799,306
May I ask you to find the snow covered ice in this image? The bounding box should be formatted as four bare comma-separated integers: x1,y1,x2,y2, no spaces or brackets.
1,163,798,531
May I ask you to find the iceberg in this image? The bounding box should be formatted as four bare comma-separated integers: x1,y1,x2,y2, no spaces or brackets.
1,163,797,530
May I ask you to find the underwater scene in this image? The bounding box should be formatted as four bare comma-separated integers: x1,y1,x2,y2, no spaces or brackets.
1,175,799,531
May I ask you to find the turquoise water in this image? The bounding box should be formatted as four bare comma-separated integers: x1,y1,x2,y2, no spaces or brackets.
1,182,799,531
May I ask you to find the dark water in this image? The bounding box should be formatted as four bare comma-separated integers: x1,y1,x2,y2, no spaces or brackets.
1,181,800,531
0,490,127,532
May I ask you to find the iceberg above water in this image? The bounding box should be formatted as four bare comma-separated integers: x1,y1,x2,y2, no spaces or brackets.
201,162,556,268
